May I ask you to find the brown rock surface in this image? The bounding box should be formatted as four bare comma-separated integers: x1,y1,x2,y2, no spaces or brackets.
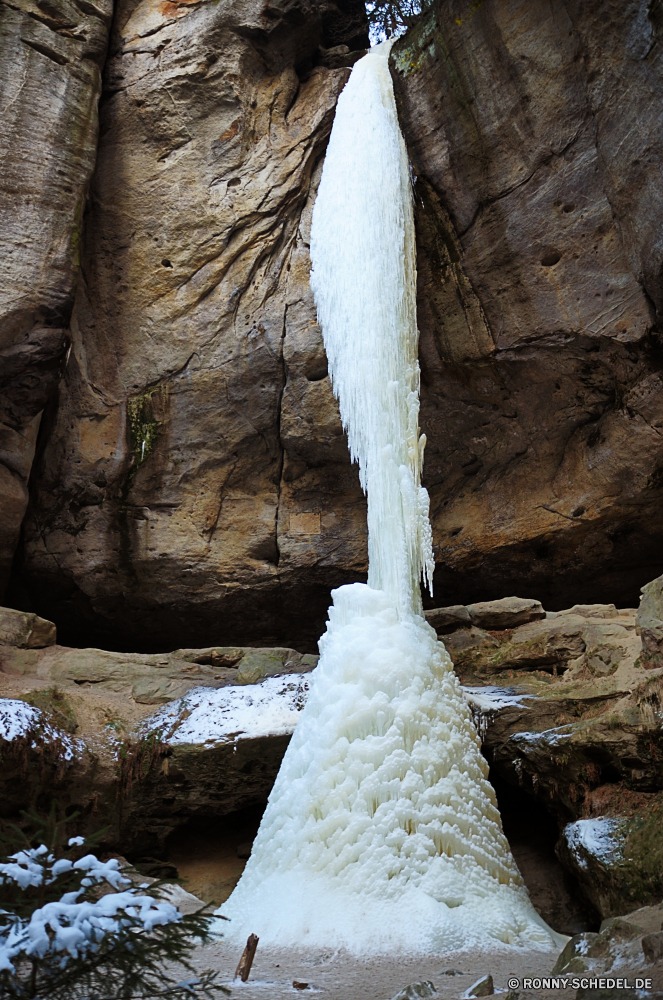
391,0,663,615
0,0,111,595
9,0,663,653
2,591,663,920
636,573,663,667
0,610,317,848
0,607,56,648
14,0,367,651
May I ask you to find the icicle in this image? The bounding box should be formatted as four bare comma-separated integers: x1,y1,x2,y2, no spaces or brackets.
216,43,561,956
309,41,433,616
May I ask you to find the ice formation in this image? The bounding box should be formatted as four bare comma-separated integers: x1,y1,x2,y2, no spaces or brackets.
218,43,559,954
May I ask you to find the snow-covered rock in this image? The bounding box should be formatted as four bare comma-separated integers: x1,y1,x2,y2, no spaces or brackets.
143,674,311,745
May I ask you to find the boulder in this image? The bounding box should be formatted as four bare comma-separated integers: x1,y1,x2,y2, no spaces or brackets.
443,606,639,678
610,903,663,937
467,598,545,631
554,804,663,920
0,607,56,649
465,975,493,998
549,606,623,621
392,984,437,1000
552,920,642,975
636,575,663,667
424,605,471,634
234,649,318,685
643,931,663,964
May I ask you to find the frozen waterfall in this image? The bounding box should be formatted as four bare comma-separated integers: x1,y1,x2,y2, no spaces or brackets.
217,43,559,954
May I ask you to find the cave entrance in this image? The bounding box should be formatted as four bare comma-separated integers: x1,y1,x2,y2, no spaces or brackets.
490,771,598,935
161,805,265,909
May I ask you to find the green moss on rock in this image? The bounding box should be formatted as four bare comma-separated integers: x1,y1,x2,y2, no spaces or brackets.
127,385,168,470
22,688,78,734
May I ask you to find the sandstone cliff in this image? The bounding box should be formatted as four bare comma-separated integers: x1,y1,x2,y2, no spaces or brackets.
392,0,663,615
14,0,369,651
5,0,663,654
0,0,112,594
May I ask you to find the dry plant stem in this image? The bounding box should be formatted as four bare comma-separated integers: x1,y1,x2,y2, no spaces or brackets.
234,933,259,982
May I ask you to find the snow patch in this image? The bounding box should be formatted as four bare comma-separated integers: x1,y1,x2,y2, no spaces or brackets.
143,674,311,746
0,846,181,973
144,679,534,749
462,687,532,740
511,726,575,748
0,698,79,760
564,818,625,871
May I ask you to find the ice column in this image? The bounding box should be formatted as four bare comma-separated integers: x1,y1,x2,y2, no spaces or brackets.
217,43,560,955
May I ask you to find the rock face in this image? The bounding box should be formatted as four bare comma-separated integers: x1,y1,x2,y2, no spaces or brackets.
428,589,663,921
8,0,663,652
2,588,663,921
0,603,317,848
391,0,663,614
0,0,112,596
13,0,369,653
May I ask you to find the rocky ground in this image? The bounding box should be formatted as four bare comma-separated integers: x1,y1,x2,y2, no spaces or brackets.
1,576,663,952
190,938,663,1000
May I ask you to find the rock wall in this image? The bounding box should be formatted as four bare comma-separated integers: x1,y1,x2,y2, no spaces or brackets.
15,0,369,651
8,0,663,650
0,0,112,595
392,0,663,613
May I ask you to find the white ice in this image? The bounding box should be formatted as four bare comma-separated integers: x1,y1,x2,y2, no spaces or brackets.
217,43,560,954
462,687,532,741
308,40,433,617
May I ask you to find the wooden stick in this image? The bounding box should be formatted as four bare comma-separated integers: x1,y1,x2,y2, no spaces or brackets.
234,933,259,982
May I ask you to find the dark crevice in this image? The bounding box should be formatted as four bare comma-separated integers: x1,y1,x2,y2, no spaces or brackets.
490,772,599,935
273,303,288,570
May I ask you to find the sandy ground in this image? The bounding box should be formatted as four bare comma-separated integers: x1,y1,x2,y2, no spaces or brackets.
190,940,663,1000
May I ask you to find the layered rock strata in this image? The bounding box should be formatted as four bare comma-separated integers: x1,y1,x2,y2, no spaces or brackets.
0,0,111,595
14,0,371,652
0,603,318,847
3,582,663,919
428,587,663,921
391,0,663,614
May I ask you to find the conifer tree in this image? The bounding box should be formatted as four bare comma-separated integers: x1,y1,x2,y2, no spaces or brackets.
0,812,228,1000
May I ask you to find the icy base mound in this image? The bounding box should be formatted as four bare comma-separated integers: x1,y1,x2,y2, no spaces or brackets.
217,584,560,954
